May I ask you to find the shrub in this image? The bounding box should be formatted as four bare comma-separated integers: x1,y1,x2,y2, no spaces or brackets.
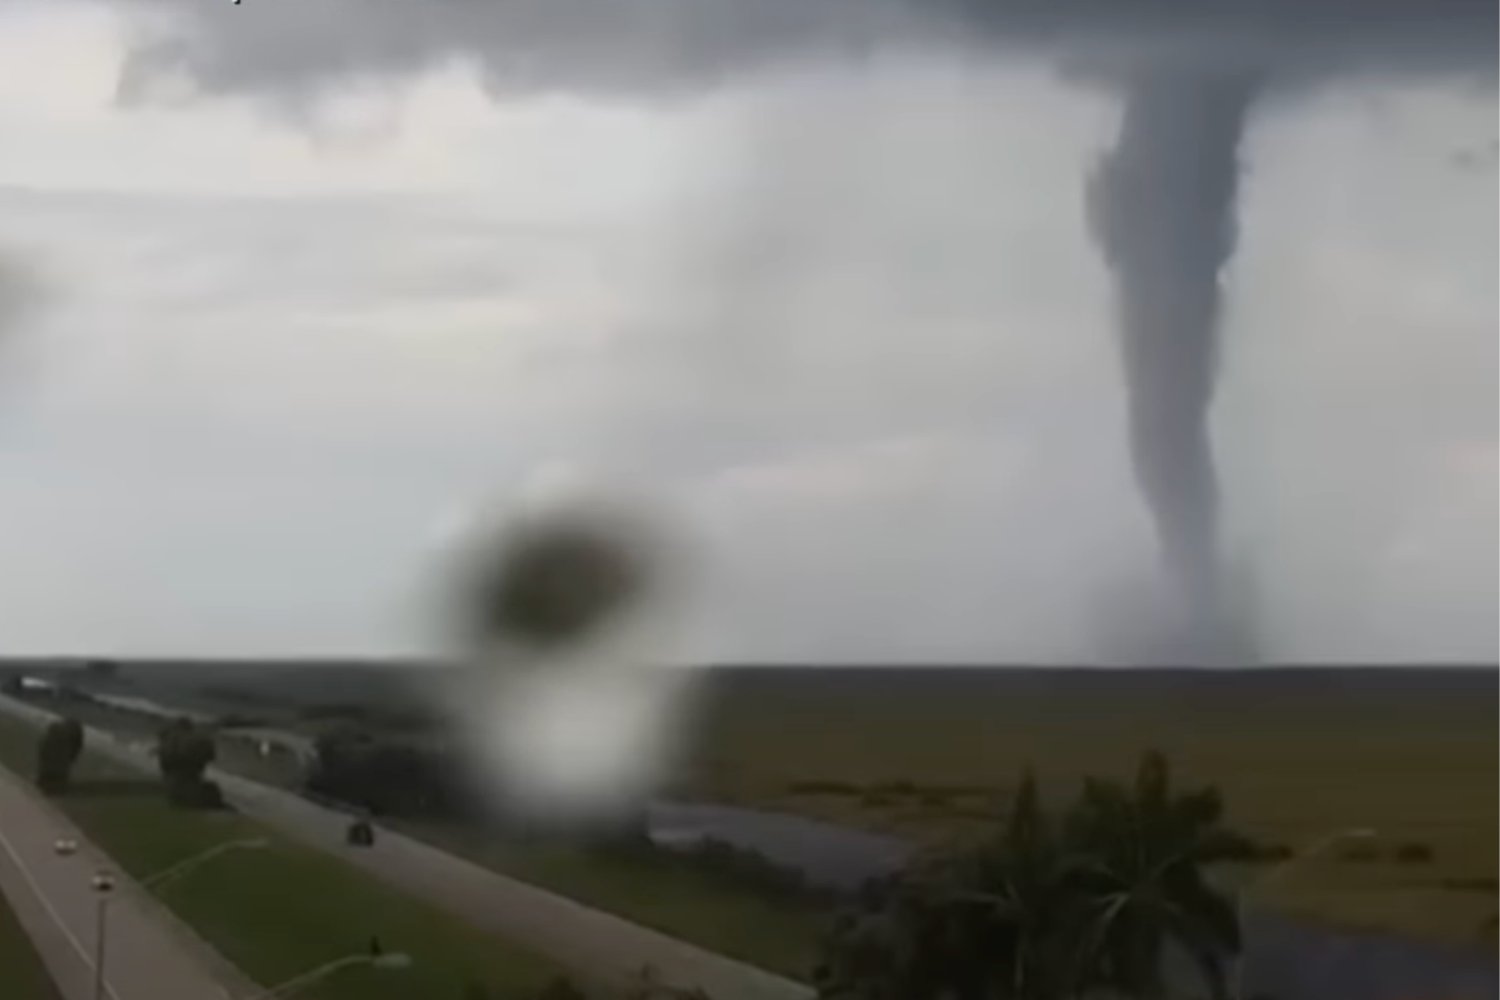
35,718,84,794
1393,841,1434,864
858,792,892,809
157,718,216,786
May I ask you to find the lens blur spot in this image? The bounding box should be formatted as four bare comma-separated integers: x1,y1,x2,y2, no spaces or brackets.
465,510,652,650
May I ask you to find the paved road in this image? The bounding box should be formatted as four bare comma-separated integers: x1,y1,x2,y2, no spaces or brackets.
0,764,239,1000
0,695,812,1000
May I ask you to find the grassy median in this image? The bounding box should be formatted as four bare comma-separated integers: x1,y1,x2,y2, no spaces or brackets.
44,697,828,981
392,819,825,980
0,713,563,1000
0,892,62,1000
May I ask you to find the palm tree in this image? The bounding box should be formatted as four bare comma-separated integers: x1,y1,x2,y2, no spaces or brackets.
1061,751,1250,1000
959,770,1092,1000
816,772,1082,1000
814,756,1252,1000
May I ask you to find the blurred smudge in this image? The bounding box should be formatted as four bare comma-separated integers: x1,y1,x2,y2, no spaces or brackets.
432,486,702,829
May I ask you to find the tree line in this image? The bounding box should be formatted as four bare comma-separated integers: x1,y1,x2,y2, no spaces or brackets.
303,726,478,820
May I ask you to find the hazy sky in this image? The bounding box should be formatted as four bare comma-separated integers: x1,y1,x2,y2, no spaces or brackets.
0,0,1493,662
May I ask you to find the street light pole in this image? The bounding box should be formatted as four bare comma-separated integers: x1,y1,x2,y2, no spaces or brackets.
1231,826,1376,1000
90,872,115,1000
61,836,266,1000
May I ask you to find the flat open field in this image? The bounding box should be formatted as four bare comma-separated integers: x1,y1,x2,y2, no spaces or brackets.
0,713,564,1000
680,666,1499,952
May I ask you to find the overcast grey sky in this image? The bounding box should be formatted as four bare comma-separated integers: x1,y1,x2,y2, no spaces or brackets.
0,0,1493,663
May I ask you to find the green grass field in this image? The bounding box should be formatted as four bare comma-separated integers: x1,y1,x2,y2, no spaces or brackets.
681,667,1499,952
0,892,61,1000
0,714,564,1000
392,819,825,980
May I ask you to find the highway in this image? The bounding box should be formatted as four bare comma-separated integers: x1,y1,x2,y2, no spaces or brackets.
0,763,245,1000
0,694,813,1000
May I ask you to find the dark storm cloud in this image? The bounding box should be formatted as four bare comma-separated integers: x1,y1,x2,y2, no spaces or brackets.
102,0,1495,103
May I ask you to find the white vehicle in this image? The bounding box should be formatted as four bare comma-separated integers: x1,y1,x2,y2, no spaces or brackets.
53,838,78,856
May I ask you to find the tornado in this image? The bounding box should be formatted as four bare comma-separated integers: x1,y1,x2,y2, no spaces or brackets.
1088,70,1259,658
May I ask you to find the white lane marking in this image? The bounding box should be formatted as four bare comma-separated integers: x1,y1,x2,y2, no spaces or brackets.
0,818,125,1000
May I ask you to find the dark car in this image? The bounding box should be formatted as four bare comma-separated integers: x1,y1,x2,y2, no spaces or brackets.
346,819,375,847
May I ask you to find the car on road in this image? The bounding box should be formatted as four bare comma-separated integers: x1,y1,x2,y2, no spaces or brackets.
346,818,375,847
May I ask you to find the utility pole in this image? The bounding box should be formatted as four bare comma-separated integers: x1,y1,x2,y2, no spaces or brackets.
91,872,115,1000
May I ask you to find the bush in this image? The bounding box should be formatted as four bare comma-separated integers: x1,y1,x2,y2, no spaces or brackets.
858,792,892,809
35,718,84,794
1393,841,1434,864
157,718,216,786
